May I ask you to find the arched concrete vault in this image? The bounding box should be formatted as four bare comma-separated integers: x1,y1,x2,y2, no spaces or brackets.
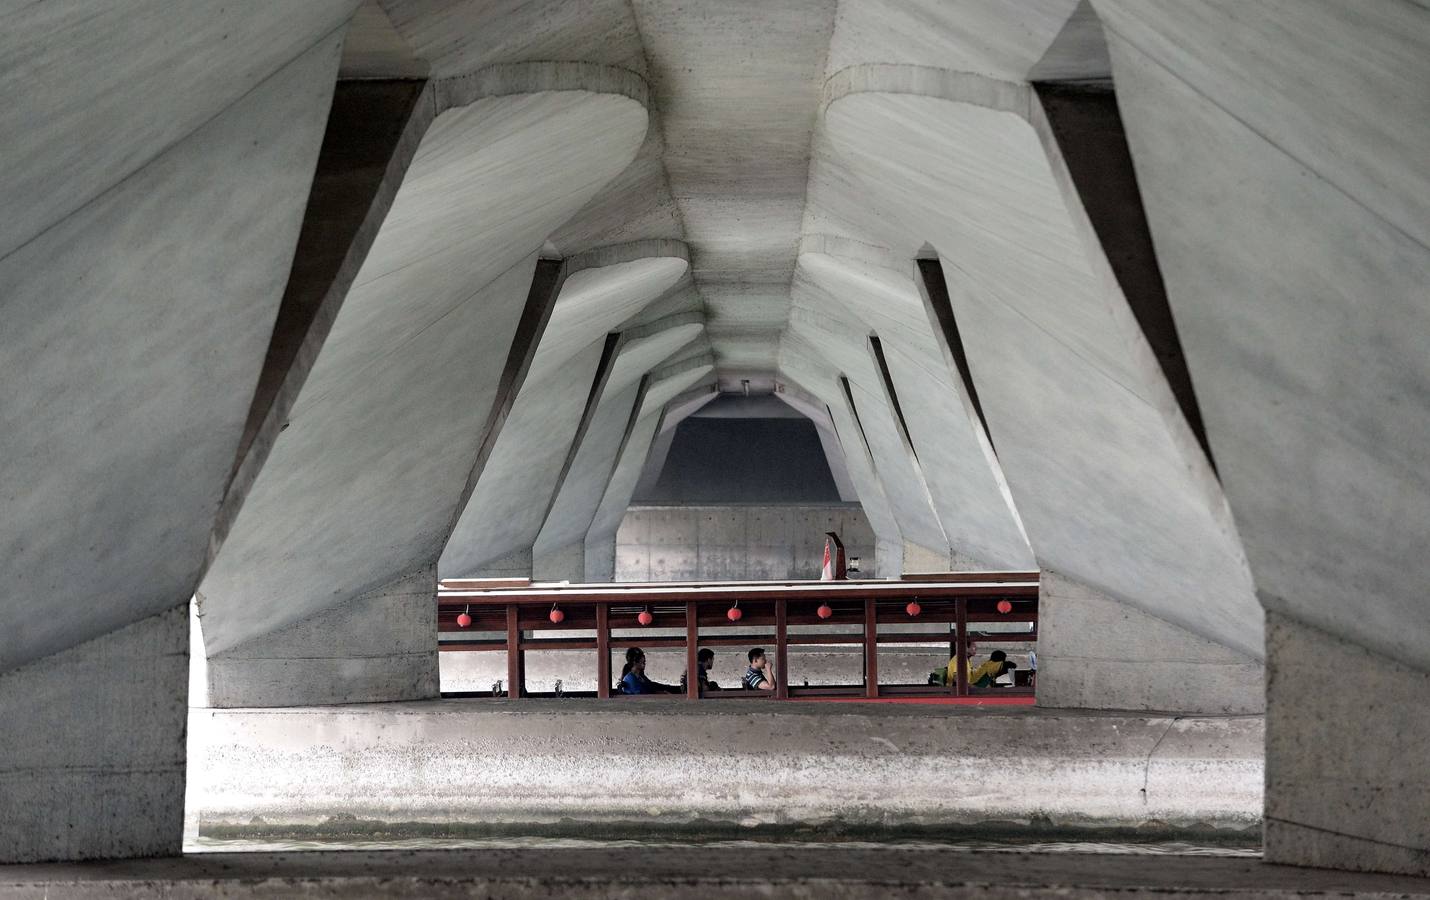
819,64,1259,666
794,240,1034,571
197,62,650,705
441,240,692,577
532,313,709,581
583,353,719,581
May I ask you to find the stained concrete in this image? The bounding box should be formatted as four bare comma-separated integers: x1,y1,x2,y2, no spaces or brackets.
204,567,438,709
0,605,188,863
1036,571,1263,715
614,505,873,582
1265,613,1430,877
186,700,1260,835
11,849,1430,900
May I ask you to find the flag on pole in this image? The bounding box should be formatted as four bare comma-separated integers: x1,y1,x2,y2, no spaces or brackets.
820,537,834,581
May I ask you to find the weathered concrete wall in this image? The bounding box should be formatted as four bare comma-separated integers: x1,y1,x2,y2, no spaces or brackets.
1037,571,1263,715
1265,613,1430,877
0,605,187,863
205,567,437,709
188,700,1261,836
613,504,873,582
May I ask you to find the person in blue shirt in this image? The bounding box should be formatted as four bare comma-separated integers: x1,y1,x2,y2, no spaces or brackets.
619,647,680,695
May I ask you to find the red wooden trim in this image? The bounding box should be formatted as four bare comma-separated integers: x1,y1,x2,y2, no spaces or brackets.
955,597,969,697
686,602,699,700
596,603,610,699
863,597,878,699
775,599,789,699
506,604,523,699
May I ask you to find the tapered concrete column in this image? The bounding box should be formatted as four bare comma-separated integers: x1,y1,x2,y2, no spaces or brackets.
1036,571,1263,715
205,567,438,709
0,605,188,863
1265,613,1429,876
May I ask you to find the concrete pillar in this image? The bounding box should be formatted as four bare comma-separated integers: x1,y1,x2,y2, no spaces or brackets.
0,605,188,863
205,567,438,709
1265,612,1430,876
534,542,589,584
584,534,619,583
471,549,534,580
1036,570,1263,714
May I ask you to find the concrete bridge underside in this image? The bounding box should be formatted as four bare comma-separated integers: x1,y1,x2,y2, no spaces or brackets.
0,0,1426,881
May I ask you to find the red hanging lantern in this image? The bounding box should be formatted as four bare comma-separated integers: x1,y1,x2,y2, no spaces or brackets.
997,599,1013,614
637,609,654,626
727,602,742,622
905,601,921,617
456,605,472,629
816,603,833,620
549,604,565,624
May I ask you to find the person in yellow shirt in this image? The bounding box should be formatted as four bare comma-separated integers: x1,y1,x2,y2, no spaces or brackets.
945,649,1017,687
969,650,1017,687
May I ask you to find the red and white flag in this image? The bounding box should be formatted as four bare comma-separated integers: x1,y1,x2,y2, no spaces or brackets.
820,538,834,581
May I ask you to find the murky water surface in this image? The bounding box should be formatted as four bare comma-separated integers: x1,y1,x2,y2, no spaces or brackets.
189,835,1260,857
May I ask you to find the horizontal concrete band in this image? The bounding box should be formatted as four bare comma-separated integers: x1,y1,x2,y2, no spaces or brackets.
189,700,1262,837
8,847,1430,900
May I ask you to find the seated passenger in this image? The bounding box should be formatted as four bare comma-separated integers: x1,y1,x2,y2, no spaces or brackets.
743,647,775,691
619,647,681,695
967,650,1017,688
681,647,720,695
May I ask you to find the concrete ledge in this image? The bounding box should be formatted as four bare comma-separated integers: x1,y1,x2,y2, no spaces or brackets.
5,847,1430,899
189,699,1262,838
0,604,188,863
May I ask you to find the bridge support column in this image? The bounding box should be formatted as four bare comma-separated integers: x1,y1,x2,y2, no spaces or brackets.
205,566,438,708
0,604,188,863
1035,570,1263,714
1265,612,1430,875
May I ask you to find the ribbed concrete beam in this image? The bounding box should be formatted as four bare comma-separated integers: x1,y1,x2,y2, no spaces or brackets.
531,314,708,580
199,62,649,676
441,241,691,576
820,62,1258,656
795,243,1033,570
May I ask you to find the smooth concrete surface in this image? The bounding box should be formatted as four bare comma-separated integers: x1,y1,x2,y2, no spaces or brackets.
204,567,438,709
0,20,346,675
199,63,650,655
1036,571,1263,716
187,700,1260,834
819,65,1258,659
441,243,693,577
8,848,1430,900
1091,2,1430,874
1095,0,1430,675
0,605,188,863
613,504,873,582
1265,613,1430,877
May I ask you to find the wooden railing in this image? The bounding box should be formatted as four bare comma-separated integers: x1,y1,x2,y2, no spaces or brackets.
437,574,1039,700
